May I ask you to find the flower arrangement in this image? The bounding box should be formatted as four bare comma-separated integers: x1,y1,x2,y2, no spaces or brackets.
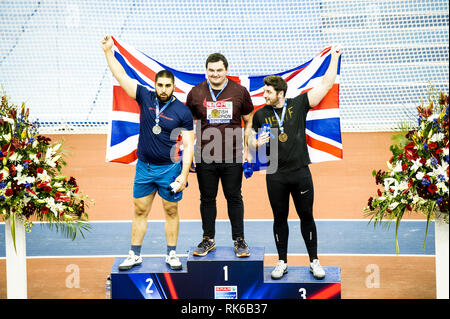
364,87,449,253
1,93,92,250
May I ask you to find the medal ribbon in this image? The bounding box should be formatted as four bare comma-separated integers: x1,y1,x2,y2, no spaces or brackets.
155,97,173,125
272,101,287,134
208,79,228,102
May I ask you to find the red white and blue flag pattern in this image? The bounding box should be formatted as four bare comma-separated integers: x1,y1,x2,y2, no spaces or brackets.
107,36,342,164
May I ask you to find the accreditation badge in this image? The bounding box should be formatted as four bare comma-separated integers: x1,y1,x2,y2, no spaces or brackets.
206,101,233,124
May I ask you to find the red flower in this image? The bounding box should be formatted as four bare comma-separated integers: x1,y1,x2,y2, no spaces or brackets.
1,143,15,156
419,157,426,165
36,167,44,174
41,206,49,214
54,192,70,202
404,142,419,161
428,184,438,194
428,142,437,150
367,197,374,211
36,181,48,188
9,164,16,177
0,173,3,181
402,163,409,171
44,186,52,193
435,148,443,155
377,189,382,196
5,189,13,197
406,204,412,211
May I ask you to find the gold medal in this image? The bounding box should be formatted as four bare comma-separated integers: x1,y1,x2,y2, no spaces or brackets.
278,132,288,142
211,108,220,118
152,124,162,135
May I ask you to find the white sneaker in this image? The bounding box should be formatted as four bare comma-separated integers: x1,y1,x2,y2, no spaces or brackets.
119,250,142,270
310,259,325,279
271,260,288,279
166,250,182,270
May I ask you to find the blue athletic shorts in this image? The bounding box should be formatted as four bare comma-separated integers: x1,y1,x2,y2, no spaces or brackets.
133,160,183,202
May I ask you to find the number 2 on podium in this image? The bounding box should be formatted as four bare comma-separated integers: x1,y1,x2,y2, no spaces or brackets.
145,278,154,294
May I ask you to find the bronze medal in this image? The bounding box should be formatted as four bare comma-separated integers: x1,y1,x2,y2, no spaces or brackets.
278,132,288,142
152,124,162,135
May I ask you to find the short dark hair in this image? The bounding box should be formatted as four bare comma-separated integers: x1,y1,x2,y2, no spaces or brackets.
263,75,287,96
205,53,228,70
155,70,174,83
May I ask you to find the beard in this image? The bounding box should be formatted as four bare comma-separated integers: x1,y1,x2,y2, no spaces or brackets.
156,92,173,103
265,96,279,107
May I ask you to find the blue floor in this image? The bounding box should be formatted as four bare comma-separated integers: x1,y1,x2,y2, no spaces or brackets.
0,220,435,257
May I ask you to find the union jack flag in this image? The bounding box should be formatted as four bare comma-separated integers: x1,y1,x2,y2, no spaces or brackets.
107,36,342,165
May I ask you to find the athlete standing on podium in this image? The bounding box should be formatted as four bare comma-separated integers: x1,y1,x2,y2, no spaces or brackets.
101,35,195,270
248,45,342,279
186,53,254,257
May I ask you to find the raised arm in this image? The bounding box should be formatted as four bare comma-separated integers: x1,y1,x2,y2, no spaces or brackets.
307,44,342,108
102,35,138,100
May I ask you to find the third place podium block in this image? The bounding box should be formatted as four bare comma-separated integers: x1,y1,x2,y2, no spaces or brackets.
110,246,341,299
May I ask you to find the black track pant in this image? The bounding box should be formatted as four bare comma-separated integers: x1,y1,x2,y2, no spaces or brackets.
196,162,244,240
266,166,318,263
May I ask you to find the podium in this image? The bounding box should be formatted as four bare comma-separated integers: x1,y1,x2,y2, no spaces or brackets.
110,247,341,299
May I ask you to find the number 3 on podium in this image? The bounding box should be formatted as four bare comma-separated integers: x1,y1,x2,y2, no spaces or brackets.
299,288,306,299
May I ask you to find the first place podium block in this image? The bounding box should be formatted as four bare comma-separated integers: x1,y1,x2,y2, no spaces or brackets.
110,247,341,299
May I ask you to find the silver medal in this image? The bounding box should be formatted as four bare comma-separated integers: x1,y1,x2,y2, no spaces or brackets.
152,124,162,135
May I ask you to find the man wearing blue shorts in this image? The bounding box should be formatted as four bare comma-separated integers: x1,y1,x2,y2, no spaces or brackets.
102,35,195,270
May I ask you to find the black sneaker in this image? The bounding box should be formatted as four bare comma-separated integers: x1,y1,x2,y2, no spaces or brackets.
234,237,250,257
193,237,216,256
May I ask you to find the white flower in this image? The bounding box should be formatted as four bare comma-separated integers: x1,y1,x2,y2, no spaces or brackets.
398,180,409,191
28,153,39,164
410,158,423,172
8,152,18,161
45,159,56,168
37,170,51,182
3,132,11,142
384,178,401,197
436,182,449,195
416,171,425,180
389,202,400,210
1,169,9,180
43,197,64,217
14,175,36,185
392,161,403,173
433,162,449,182
15,164,24,174
430,133,445,142
45,147,53,160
